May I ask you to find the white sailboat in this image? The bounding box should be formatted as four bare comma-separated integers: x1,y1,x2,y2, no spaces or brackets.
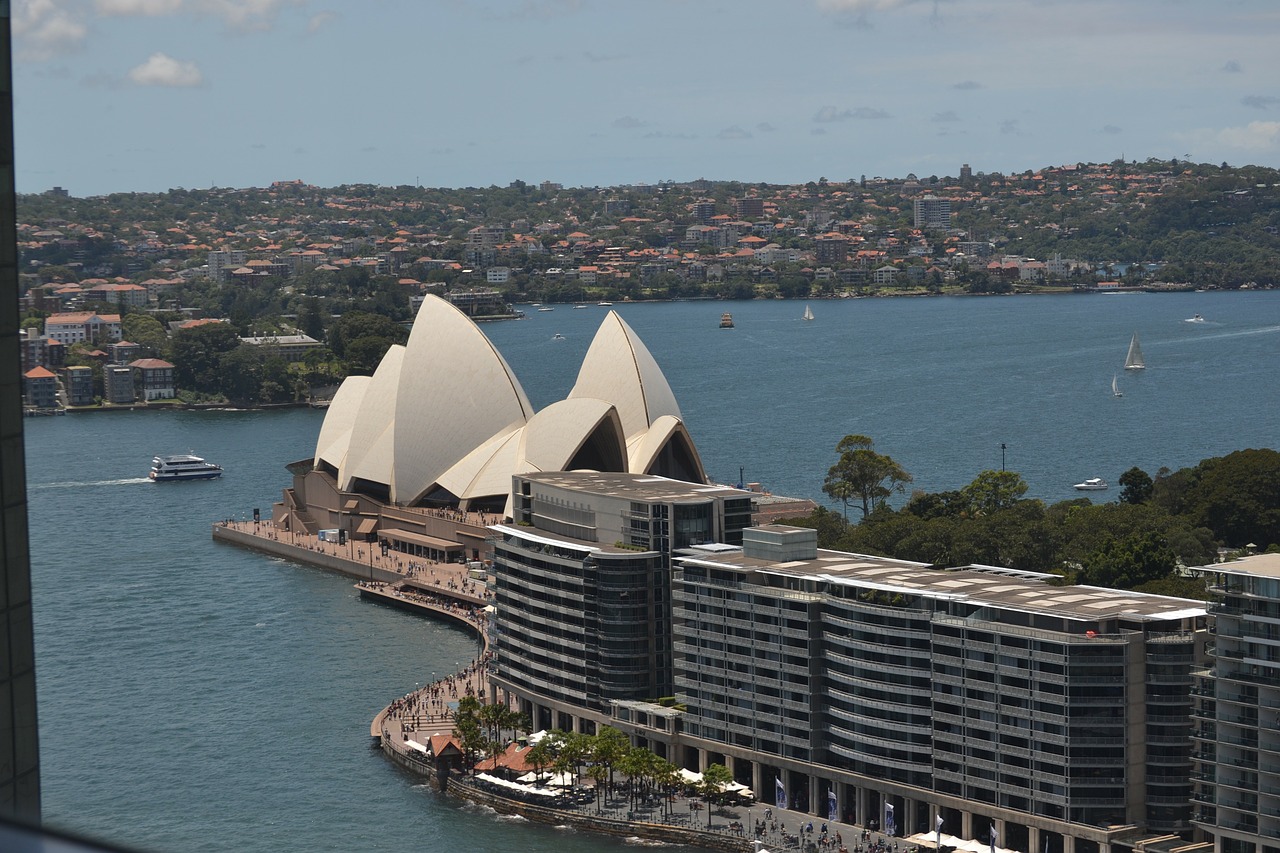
802,304,814,322
1112,374,1123,397
1124,332,1145,370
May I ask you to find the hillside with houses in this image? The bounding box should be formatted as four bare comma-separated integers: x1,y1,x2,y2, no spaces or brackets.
16,160,1280,411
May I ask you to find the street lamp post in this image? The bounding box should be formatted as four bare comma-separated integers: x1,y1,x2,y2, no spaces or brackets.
1000,443,1006,472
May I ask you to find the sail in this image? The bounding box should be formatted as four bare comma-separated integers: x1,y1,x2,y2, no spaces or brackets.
803,304,814,321
1124,332,1145,370
1112,374,1122,397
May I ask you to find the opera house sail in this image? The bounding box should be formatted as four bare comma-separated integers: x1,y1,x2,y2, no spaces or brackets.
277,295,707,554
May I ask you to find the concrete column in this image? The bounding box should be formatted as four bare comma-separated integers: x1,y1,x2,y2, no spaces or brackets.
1062,835,1075,853
961,810,973,840
810,776,821,817
1029,827,1041,853
856,786,869,828
994,818,1005,851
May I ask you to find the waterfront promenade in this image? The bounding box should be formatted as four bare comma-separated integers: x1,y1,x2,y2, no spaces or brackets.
213,518,903,853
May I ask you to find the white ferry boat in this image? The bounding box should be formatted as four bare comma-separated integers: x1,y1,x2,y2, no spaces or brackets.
150,454,223,482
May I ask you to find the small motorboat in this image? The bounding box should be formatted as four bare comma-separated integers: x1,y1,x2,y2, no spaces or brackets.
551,333,565,341
1185,314,1205,323
1073,477,1108,491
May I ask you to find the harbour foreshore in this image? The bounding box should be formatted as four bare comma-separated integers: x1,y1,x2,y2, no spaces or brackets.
213,519,896,852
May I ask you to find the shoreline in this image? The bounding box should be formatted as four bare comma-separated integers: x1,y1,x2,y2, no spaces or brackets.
212,520,856,852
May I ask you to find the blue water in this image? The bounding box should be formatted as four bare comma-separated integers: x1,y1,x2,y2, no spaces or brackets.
25,292,1280,852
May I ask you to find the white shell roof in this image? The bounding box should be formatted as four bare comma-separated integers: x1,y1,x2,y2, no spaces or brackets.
434,422,525,504
391,296,534,505
627,414,705,477
517,398,624,474
569,310,680,442
311,298,705,510
314,375,371,470
339,345,405,490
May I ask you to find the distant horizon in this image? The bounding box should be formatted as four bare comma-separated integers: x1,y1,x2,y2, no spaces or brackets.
20,155,1279,200
13,0,1280,199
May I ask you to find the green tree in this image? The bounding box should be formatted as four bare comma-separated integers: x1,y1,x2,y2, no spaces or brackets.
822,434,913,520
591,725,630,793
121,313,171,358
169,322,242,392
451,695,487,766
959,470,1029,515
1181,449,1280,548
1078,531,1178,590
698,764,734,828
1118,466,1154,504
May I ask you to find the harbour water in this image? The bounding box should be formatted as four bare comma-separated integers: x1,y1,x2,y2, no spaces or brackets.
25,291,1280,852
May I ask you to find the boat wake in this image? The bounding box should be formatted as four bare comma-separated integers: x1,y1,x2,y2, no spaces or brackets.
31,477,153,489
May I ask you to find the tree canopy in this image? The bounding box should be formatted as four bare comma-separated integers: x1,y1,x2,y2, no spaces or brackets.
822,434,913,519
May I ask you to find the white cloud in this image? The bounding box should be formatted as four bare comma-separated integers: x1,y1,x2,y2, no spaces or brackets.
1216,120,1280,150
307,10,336,32
94,0,184,15
13,0,89,60
717,125,752,140
127,52,204,86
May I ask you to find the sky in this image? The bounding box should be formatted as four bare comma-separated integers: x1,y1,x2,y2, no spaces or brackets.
11,0,1280,197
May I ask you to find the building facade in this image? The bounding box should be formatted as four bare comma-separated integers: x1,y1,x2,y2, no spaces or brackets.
102,365,135,404
671,526,1205,853
487,494,1210,853
489,472,752,732
128,358,175,401
62,365,94,406
914,195,952,229
22,366,58,409
1191,553,1280,853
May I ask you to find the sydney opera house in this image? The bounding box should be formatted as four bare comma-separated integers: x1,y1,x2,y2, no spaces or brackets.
274,295,708,559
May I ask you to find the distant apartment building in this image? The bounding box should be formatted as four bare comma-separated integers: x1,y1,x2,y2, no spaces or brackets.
239,334,322,363
109,341,141,365
102,365,136,404
84,282,149,308
913,195,952,229
1192,552,1280,851
129,358,175,401
691,200,716,224
206,249,248,282
603,198,632,215
814,233,850,264
22,366,58,409
44,312,122,346
62,365,95,406
19,328,47,374
734,198,764,218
